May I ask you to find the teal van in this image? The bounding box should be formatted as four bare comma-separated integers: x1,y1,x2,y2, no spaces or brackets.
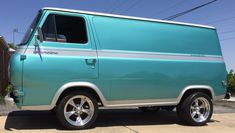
6,7,227,129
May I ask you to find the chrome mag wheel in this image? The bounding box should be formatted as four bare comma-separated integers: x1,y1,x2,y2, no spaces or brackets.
190,97,210,123
177,92,213,126
63,95,95,127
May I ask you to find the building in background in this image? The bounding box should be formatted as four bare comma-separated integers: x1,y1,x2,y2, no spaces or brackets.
0,36,14,95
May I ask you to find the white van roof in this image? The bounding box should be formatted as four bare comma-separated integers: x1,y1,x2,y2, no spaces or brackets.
42,7,215,29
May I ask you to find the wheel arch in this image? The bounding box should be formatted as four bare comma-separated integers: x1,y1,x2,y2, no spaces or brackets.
177,85,215,104
50,82,107,109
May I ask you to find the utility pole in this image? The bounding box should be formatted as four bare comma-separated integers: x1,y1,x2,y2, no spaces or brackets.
13,28,18,45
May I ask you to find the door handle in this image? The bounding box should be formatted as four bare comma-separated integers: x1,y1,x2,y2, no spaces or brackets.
85,58,96,68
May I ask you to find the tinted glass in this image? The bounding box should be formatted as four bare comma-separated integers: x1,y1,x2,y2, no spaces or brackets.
41,14,88,44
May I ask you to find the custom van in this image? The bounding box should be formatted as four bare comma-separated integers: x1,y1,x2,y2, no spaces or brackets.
6,7,227,129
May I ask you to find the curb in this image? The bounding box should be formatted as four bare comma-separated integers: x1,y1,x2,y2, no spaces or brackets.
0,104,18,116
221,97,235,102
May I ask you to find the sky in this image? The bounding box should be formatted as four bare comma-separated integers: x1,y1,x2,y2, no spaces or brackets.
0,0,234,71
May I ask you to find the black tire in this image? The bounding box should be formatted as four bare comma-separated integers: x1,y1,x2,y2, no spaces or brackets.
139,106,160,113
177,92,213,126
49,107,56,114
56,91,98,130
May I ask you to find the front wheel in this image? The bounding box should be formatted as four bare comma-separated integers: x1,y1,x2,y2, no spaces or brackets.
56,91,98,130
177,92,213,126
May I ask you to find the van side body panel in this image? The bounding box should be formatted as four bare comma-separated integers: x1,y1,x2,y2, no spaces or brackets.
91,15,226,101
92,16,221,55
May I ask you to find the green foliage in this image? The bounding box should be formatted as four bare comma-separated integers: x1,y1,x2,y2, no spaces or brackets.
227,70,235,93
0,95,4,104
5,84,14,94
0,85,14,105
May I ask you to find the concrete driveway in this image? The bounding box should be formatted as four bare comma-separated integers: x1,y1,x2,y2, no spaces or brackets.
1,105,235,133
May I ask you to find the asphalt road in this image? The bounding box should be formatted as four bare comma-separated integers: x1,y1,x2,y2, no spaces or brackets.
0,102,235,133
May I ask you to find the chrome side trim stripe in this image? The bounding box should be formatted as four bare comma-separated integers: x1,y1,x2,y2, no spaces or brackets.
21,105,52,110
98,50,223,62
16,47,223,62
105,99,178,107
17,48,97,57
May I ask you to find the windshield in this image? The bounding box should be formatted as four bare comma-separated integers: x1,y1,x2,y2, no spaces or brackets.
20,11,42,45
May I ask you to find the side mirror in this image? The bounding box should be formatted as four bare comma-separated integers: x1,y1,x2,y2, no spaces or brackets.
37,28,43,42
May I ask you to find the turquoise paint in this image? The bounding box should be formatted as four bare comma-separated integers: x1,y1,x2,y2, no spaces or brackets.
97,56,226,100
9,8,226,107
92,16,222,55
9,53,23,106
91,15,226,101
22,54,98,105
21,10,99,106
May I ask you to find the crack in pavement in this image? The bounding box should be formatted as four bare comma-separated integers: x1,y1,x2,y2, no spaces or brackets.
113,120,138,133
123,125,139,133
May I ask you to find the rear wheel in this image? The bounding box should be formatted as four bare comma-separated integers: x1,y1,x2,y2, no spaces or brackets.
177,92,213,126
139,106,160,113
56,91,98,130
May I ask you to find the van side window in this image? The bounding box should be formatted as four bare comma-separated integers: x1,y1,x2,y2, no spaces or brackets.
42,14,88,44
42,15,57,42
